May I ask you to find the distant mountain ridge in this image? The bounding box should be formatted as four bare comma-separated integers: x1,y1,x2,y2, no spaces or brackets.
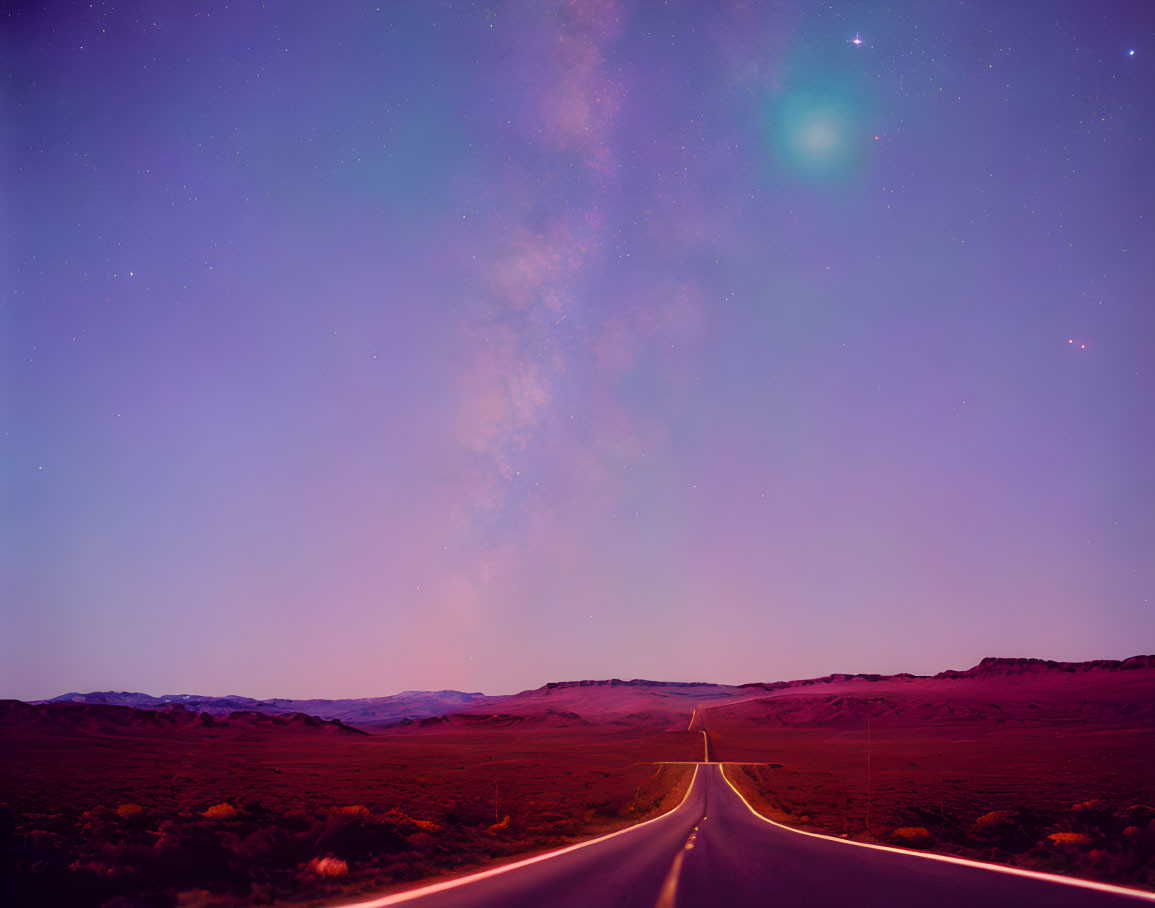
740,655,1154,692
29,656,1152,732
935,655,1154,679
543,679,724,690
0,700,367,735
34,689,486,731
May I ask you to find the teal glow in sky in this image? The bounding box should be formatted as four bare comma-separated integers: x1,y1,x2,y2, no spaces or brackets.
764,70,871,180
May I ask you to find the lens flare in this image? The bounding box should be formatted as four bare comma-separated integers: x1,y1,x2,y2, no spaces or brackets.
761,74,872,182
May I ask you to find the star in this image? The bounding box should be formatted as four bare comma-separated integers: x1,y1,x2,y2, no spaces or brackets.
851,32,864,46
1128,49,1136,56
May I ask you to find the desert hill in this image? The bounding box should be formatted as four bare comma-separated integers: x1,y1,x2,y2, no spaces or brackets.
455,679,756,725
35,689,485,731
708,656,1155,728
738,654,1155,693
28,656,1153,733
934,654,1154,679
32,680,757,731
0,699,367,736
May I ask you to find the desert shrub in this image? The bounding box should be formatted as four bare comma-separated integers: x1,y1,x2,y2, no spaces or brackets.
279,806,320,831
971,809,1036,852
383,807,439,833
890,826,931,846
1085,847,1125,878
1048,832,1092,846
116,804,143,819
589,799,620,818
1071,799,1114,829
488,815,511,833
313,812,407,860
972,811,1016,838
338,805,370,817
203,803,238,820
79,806,115,838
21,829,64,861
233,824,308,868
152,819,234,887
444,798,492,828
405,831,437,850
307,856,349,878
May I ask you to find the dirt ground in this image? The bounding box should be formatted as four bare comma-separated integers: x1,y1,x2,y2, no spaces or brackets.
714,713,1155,890
1,707,697,907
4,663,1152,904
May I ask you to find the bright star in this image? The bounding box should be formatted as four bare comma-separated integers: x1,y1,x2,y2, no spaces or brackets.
1128,49,1136,56
851,32,864,46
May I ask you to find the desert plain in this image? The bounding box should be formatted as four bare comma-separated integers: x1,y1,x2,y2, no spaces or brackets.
2,656,1153,906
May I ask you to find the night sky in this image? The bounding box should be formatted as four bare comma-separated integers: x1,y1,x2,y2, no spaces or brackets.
3,1,1153,701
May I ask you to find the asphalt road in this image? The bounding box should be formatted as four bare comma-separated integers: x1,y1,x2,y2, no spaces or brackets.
343,735,1155,908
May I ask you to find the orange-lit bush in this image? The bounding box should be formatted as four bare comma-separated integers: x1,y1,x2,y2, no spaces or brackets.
891,826,931,846
382,807,439,833
489,814,511,832
308,856,349,878
1070,799,1113,828
203,802,238,820
972,810,1016,836
1048,832,1092,846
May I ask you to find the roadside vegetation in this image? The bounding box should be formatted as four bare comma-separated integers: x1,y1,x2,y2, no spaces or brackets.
727,765,1155,891
1,717,697,907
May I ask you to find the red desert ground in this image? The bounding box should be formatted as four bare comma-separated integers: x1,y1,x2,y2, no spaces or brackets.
2,655,1153,907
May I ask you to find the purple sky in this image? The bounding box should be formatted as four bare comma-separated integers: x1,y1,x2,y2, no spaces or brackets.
3,1,1153,701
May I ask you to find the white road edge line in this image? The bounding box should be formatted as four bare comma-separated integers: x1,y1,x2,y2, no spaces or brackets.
718,764,1155,903
332,763,702,907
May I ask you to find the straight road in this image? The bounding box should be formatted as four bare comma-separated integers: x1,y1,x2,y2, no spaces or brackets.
339,731,1155,908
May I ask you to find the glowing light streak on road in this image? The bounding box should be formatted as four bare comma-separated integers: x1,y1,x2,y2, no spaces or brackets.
337,764,703,907
718,764,1155,903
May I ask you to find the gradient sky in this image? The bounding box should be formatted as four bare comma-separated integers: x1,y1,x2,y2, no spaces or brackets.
3,1,1153,701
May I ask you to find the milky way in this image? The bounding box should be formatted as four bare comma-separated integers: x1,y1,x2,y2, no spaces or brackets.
3,1,1152,699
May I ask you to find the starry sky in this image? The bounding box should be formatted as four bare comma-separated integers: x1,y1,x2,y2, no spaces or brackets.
3,1,1153,701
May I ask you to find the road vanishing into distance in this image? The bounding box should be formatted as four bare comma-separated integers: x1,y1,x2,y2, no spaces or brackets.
340,725,1155,908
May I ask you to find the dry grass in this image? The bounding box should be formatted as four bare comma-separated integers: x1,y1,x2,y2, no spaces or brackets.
719,723,1155,890
1,718,699,906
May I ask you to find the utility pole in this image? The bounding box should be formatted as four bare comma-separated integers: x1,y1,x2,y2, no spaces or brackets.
843,773,849,835
865,709,872,834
